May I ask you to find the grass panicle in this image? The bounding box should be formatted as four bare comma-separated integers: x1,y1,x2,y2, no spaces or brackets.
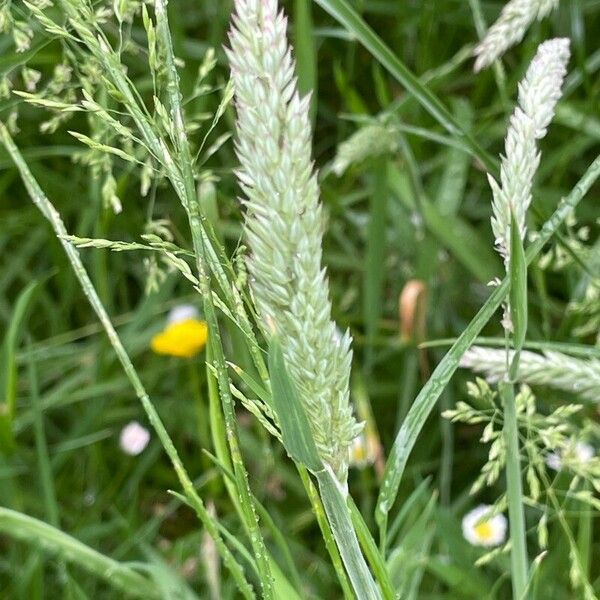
474,0,560,72
227,0,362,484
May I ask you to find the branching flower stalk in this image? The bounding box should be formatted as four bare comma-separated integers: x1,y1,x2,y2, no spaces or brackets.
478,38,569,600
461,346,600,402
474,0,560,72
227,0,362,483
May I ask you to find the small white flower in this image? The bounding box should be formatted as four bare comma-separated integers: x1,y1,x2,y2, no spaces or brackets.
462,505,507,547
545,451,562,471
167,304,200,325
575,442,595,463
120,421,150,456
348,433,377,469
546,441,595,471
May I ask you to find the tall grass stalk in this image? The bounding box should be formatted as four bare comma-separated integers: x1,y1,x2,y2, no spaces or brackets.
153,1,274,593
486,37,569,599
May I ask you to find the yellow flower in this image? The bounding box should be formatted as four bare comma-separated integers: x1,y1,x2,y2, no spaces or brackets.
151,308,208,358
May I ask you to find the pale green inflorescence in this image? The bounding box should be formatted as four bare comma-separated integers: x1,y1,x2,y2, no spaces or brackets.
227,0,362,482
474,0,560,72
461,346,600,402
487,37,570,265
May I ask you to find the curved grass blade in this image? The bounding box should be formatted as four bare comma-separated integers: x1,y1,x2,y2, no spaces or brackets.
376,153,600,529
0,507,159,599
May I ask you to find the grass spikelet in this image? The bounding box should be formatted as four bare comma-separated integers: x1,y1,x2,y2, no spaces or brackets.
474,0,560,72
488,37,570,264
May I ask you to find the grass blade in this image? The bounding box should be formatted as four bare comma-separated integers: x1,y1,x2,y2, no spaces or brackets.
268,336,323,472
316,469,383,600
0,280,38,453
0,507,159,599
267,337,382,599
294,0,317,124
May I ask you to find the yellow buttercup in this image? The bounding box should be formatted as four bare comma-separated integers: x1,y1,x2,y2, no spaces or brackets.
151,305,208,358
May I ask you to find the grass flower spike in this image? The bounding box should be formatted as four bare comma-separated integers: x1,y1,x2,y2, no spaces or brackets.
488,37,570,264
151,305,208,358
474,0,560,72
227,0,362,482
462,505,507,547
461,346,600,401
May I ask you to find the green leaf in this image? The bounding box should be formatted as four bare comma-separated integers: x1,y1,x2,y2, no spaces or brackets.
348,497,396,600
267,336,323,472
0,281,39,454
509,213,528,353
364,159,388,367
316,469,383,600
294,0,317,124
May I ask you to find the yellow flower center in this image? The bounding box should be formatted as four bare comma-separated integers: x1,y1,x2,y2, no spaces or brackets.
151,319,208,358
474,520,493,541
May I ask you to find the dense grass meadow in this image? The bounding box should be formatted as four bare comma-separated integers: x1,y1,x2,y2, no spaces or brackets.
1,0,600,598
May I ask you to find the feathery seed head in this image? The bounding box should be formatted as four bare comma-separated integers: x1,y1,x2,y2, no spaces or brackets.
474,0,559,72
461,345,600,402
228,0,362,482
489,38,569,263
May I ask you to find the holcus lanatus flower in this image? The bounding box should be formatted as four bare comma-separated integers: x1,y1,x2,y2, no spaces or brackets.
462,505,507,547
151,304,208,358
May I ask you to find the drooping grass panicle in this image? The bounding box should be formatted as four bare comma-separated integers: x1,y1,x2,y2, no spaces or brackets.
461,346,600,402
227,0,362,482
488,37,570,264
474,0,560,72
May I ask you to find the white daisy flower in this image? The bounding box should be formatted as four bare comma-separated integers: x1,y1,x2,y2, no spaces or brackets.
546,441,595,472
462,505,507,547
120,421,150,456
167,304,200,325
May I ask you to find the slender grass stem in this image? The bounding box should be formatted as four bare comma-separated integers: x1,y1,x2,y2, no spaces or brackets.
153,1,274,594
500,380,529,599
